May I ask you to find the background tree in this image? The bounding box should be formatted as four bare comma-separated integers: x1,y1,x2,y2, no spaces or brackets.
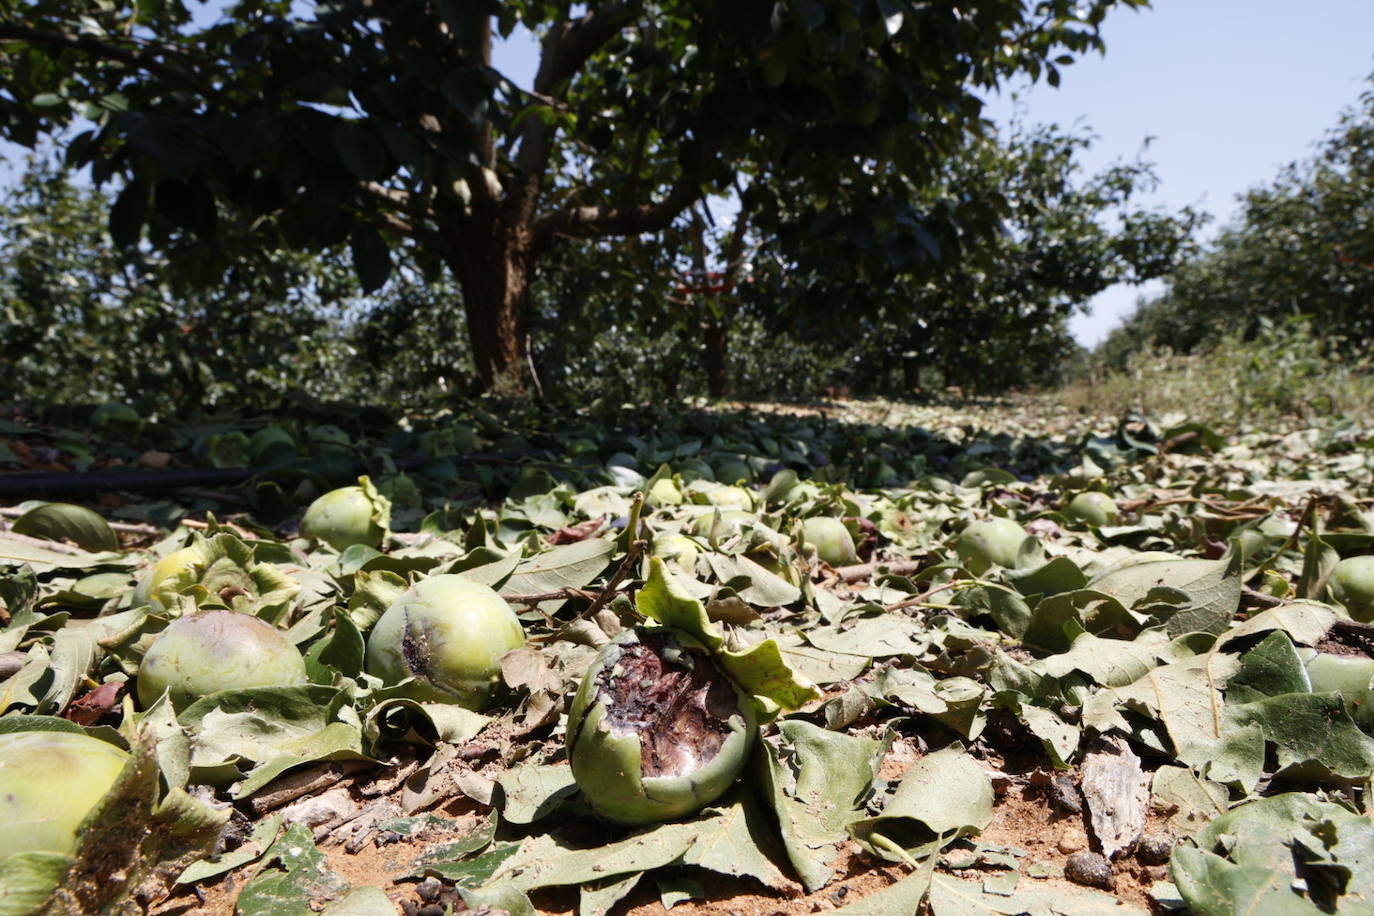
0,153,363,413
737,120,1201,393
3,0,1147,391
1099,74,1374,368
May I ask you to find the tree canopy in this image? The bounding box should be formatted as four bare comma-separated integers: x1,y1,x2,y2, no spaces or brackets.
1099,73,1374,368
4,0,1147,391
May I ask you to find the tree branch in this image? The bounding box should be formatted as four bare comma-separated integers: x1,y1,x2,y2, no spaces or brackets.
0,24,224,104
509,2,641,224
533,174,701,245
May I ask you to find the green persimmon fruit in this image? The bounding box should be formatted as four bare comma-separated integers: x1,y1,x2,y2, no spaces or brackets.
137,610,308,710
714,461,755,485
566,627,756,825
1306,652,1374,731
688,509,753,545
705,485,754,511
1063,492,1120,527
1330,556,1374,622
653,533,700,571
801,517,858,567
365,574,526,710
956,517,1031,574
300,476,391,550
647,478,685,508
0,731,128,860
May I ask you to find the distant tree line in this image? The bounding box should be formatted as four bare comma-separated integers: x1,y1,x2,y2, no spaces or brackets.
1099,74,1374,369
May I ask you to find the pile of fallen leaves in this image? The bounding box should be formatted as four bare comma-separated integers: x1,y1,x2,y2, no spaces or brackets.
2,400,1374,916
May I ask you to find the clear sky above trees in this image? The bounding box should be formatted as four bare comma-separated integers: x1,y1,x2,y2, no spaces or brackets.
983,0,1374,346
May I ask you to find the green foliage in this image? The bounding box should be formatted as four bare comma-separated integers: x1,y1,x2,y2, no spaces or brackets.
0,0,1152,389
1102,74,1374,365
0,156,363,413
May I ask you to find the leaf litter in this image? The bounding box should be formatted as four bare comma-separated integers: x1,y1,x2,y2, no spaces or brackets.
3,398,1374,915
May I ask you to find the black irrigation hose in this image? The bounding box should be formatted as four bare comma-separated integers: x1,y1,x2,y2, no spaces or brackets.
0,452,579,498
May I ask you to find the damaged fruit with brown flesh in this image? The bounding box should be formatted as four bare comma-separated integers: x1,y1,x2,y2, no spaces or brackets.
567,627,757,825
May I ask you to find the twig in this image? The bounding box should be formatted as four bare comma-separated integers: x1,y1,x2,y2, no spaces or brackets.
884,579,966,613
0,529,90,555
833,558,926,583
1240,587,1285,609
580,538,647,623
502,587,598,606
180,518,258,540
247,761,372,815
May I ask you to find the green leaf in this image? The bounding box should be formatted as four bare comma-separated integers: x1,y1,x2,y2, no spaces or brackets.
495,763,577,825
851,745,992,860
635,556,722,650
1005,556,1087,598
236,824,348,916
1225,692,1374,781
929,872,1149,914
755,720,886,892
349,224,391,293
579,873,643,916
331,122,386,180
718,638,821,710
681,793,791,890
1226,630,1310,703
501,539,614,602
483,819,700,892
1297,528,1340,601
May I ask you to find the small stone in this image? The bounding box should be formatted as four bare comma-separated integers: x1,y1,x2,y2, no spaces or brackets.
1057,826,1089,854
1142,865,1169,881
399,902,418,916
415,878,443,903
1136,833,1174,865
1064,851,1112,890
417,905,445,916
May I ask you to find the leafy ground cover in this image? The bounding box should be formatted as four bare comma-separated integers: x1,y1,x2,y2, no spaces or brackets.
2,396,1374,916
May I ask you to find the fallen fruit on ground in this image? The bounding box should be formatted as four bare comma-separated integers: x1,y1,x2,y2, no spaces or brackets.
0,731,128,860
137,609,308,709
1063,491,1120,526
955,516,1031,573
365,574,526,709
1329,555,1374,620
300,476,392,550
801,515,858,566
566,626,757,825
1306,652,1374,730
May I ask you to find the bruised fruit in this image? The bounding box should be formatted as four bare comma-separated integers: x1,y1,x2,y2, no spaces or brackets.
956,518,1031,574
365,574,525,709
0,731,128,860
801,516,858,567
137,610,308,709
566,627,757,825
1063,492,1120,527
300,476,391,550
1329,556,1374,622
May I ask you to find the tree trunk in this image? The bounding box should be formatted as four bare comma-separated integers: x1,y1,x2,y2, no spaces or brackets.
444,221,534,394
704,319,728,398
